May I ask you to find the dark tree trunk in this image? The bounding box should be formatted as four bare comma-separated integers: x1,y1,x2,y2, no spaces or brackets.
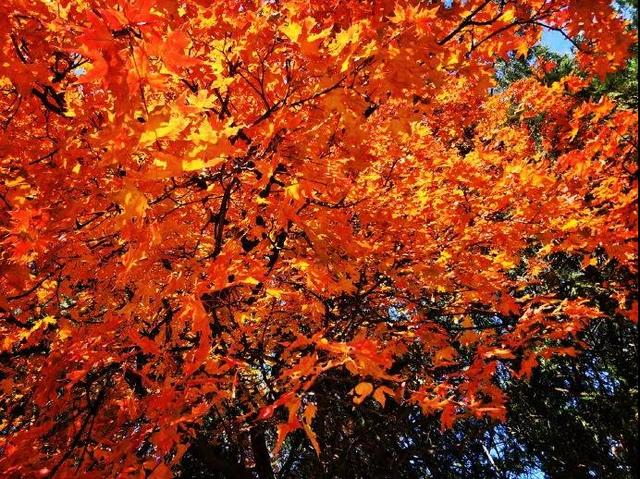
190,438,254,479
251,428,275,479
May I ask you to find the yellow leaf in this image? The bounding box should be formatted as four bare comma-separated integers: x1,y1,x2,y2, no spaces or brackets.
515,39,530,58
292,259,310,270
153,158,168,169
182,157,225,172
40,315,57,327
280,22,302,42
285,183,301,200
190,119,219,144
436,250,451,265
189,89,217,109
561,219,579,231
501,8,516,23
183,158,206,171
36,280,56,302
494,253,516,269
389,4,407,23
446,51,461,67
140,115,190,146
19,315,57,341
266,288,284,299
328,21,364,57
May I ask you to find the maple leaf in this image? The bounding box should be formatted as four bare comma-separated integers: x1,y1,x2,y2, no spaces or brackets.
353,381,374,405
0,1,636,477
162,30,201,73
280,22,302,42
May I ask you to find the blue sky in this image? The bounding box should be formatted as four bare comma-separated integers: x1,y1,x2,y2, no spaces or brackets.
541,28,574,55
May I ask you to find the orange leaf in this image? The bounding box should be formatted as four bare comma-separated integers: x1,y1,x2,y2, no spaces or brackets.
353,382,374,405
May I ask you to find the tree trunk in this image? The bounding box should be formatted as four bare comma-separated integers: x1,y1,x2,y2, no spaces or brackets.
191,437,254,479
251,427,275,479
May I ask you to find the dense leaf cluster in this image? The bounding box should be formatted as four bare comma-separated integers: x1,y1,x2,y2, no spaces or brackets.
0,1,637,478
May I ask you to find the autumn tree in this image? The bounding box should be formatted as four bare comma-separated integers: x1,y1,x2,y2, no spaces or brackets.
0,1,637,478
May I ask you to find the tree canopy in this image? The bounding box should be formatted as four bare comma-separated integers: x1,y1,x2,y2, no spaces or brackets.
0,1,637,478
